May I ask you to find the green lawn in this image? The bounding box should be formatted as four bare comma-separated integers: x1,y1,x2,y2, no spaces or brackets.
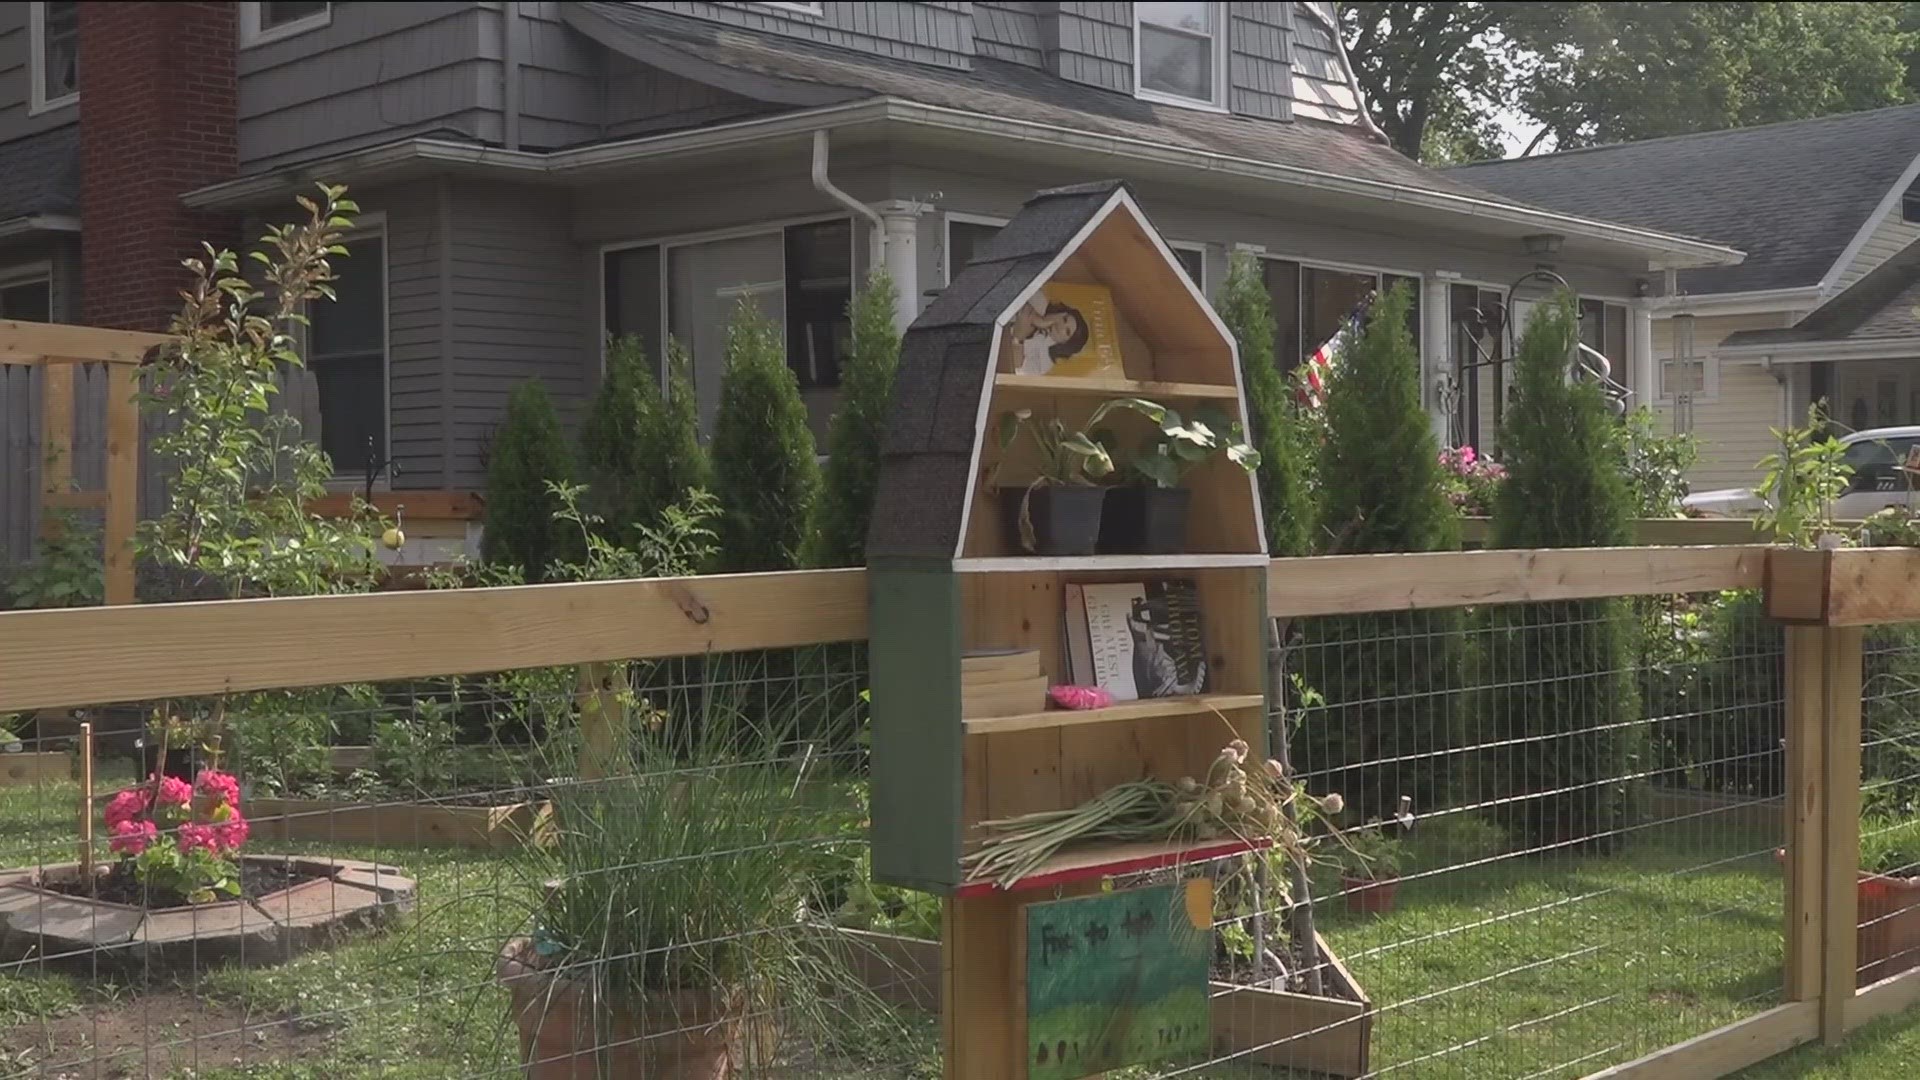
0,774,1914,1078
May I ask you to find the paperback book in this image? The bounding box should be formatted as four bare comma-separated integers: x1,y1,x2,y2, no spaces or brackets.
1064,580,1208,701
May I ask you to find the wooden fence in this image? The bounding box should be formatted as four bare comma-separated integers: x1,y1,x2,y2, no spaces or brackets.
0,543,1912,1078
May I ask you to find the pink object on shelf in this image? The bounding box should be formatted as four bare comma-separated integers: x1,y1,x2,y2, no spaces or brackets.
1049,685,1112,711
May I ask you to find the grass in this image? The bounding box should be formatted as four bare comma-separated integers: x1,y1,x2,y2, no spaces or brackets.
0,772,1913,1078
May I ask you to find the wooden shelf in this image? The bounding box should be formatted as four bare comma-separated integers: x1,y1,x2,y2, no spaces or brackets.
952,553,1269,572
955,836,1270,897
963,693,1264,735
992,373,1239,400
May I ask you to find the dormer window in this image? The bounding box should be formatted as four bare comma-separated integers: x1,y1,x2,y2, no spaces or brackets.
1135,2,1226,110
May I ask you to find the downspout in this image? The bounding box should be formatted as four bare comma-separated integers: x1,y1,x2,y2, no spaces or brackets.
812,130,886,271
502,1,522,151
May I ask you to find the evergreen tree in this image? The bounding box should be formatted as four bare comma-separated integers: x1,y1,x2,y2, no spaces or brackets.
578,335,711,551
805,270,901,568
482,378,575,579
710,299,820,572
1221,251,1316,557
1489,293,1637,850
1296,284,1462,818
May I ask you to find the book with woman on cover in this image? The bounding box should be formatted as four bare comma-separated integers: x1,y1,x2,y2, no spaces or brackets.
1005,281,1123,378
1066,580,1208,701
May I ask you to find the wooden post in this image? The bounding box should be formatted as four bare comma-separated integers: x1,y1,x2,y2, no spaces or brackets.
77,721,94,877
944,893,1022,1079
575,662,621,781
1821,626,1864,1043
1782,627,1825,1004
38,362,74,540
102,364,139,606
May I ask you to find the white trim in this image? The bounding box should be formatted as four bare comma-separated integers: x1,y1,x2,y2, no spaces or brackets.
942,211,1009,286
309,222,391,480
27,3,77,116
239,2,332,48
1720,338,1920,364
745,1,824,16
1648,285,1826,317
1817,150,1920,296
1133,2,1231,113
1168,240,1208,293
0,260,53,291
954,187,1264,559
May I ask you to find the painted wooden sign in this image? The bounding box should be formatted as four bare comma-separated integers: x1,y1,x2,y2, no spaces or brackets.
1023,879,1212,1079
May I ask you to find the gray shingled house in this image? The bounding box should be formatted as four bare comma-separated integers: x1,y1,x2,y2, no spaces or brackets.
0,2,1739,572
1460,104,1920,489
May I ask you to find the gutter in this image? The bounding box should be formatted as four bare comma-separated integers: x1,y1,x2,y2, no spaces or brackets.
811,130,885,267
0,213,81,239
182,97,1743,269
1717,337,1920,364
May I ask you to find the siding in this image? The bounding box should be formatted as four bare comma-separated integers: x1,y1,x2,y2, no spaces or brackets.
1833,193,1920,290
0,3,76,146
1051,2,1131,93
973,2,1044,68
1652,310,1795,490
1228,3,1291,121
659,2,975,69
511,1,605,149
383,184,448,488
0,233,88,572
235,2,494,173
1288,1,1362,125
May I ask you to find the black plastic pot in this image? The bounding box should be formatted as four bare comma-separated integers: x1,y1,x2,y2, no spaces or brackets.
999,485,1105,556
1099,486,1192,554
138,745,198,783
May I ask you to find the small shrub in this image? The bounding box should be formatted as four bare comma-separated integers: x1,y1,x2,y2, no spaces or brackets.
806,270,901,568
1621,408,1697,517
710,299,819,572
482,379,576,579
578,335,710,551
4,512,102,609
1221,250,1315,557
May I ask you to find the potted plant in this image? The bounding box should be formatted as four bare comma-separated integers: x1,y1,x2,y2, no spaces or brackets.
993,399,1159,555
494,722,901,1078
1335,821,1406,916
1856,813,1920,985
1098,402,1261,554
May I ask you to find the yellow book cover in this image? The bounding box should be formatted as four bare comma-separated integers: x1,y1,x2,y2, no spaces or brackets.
1005,281,1124,378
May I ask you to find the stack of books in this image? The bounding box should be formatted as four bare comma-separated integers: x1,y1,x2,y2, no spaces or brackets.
961,648,1049,719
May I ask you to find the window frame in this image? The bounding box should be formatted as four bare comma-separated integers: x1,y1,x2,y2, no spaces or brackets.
1257,252,1427,365
306,217,391,483
0,260,54,322
942,211,1010,286
1133,2,1230,113
1169,241,1208,294
1904,192,1920,225
239,1,332,48
746,1,825,16
28,2,78,116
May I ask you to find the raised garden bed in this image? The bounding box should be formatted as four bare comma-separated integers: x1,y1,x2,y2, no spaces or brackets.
248,796,553,850
0,854,415,974
0,751,69,785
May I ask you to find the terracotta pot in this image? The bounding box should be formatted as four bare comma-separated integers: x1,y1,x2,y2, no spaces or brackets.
1341,875,1399,915
497,938,742,1079
1772,850,1920,987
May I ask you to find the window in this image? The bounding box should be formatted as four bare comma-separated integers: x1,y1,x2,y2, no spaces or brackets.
309,233,387,476
1904,191,1920,225
945,217,1006,283
0,266,51,322
1170,244,1206,294
1260,258,1422,376
240,2,331,46
1578,298,1631,394
29,2,78,114
1135,2,1226,109
747,1,825,14
602,218,855,444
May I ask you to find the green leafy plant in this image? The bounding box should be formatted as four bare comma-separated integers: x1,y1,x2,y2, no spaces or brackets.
710,298,820,572
1333,821,1407,883
579,335,711,554
1861,813,1920,877
543,480,718,584
805,270,902,568
482,378,576,580
994,398,1159,551
1221,250,1316,556
1104,401,1261,488
1620,407,1698,518
4,511,102,609
373,697,458,796
1755,403,1852,546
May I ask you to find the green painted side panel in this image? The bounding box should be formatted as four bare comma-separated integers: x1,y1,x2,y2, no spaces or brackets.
868,564,963,893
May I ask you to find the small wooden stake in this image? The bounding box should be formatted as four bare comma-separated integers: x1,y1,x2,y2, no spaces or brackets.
78,721,94,877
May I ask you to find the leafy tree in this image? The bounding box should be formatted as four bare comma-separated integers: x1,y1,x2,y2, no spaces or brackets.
710,299,820,572
1487,295,1637,850
1296,284,1461,818
805,270,901,568
1221,252,1315,557
579,334,710,552
1340,2,1528,161
482,379,576,579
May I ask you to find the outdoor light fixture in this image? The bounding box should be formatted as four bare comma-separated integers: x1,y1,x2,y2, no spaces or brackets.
1522,233,1565,259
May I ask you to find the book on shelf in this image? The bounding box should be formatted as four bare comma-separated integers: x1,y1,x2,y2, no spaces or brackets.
1064,580,1208,702
1002,281,1123,379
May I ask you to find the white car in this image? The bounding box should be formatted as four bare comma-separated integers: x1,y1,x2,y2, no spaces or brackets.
1683,426,1920,520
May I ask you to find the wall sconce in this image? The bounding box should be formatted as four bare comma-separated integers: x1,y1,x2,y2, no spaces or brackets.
1522,233,1565,259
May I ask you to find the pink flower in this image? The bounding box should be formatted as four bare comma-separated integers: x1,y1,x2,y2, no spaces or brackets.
194,770,241,810
104,788,151,830
109,819,157,856
176,822,220,855
213,813,249,853
156,775,193,807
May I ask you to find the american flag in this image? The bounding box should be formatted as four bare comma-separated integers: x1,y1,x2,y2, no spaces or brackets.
1297,296,1372,409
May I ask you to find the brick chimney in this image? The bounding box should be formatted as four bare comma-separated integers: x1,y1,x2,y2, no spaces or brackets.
78,2,238,331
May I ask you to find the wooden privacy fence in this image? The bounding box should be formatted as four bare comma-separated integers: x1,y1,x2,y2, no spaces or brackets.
0,543,1910,1078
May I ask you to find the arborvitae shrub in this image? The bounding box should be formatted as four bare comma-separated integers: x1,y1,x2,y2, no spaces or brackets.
710,299,820,572
578,335,711,551
1295,283,1462,819
1221,251,1315,558
805,270,900,568
1488,293,1637,850
482,378,575,579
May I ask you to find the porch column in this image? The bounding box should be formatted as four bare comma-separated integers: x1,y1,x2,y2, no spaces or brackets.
1631,300,1656,411
878,200,922,333
1422,274,1452,443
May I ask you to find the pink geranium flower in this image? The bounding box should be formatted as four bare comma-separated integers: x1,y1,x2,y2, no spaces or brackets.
176,822,220,855
109,819,157,856
156,775,193,807
194,770,241,810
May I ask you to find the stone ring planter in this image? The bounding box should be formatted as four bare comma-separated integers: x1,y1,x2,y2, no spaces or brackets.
0,855,416,975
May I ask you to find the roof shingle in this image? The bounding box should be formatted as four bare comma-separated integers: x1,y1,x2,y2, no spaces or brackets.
1721,238,1920,350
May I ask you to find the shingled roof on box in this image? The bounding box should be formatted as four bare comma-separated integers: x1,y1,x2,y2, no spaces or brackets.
866,180,1129,562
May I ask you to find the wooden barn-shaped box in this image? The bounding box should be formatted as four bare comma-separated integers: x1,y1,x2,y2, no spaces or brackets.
866,181,1272,896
